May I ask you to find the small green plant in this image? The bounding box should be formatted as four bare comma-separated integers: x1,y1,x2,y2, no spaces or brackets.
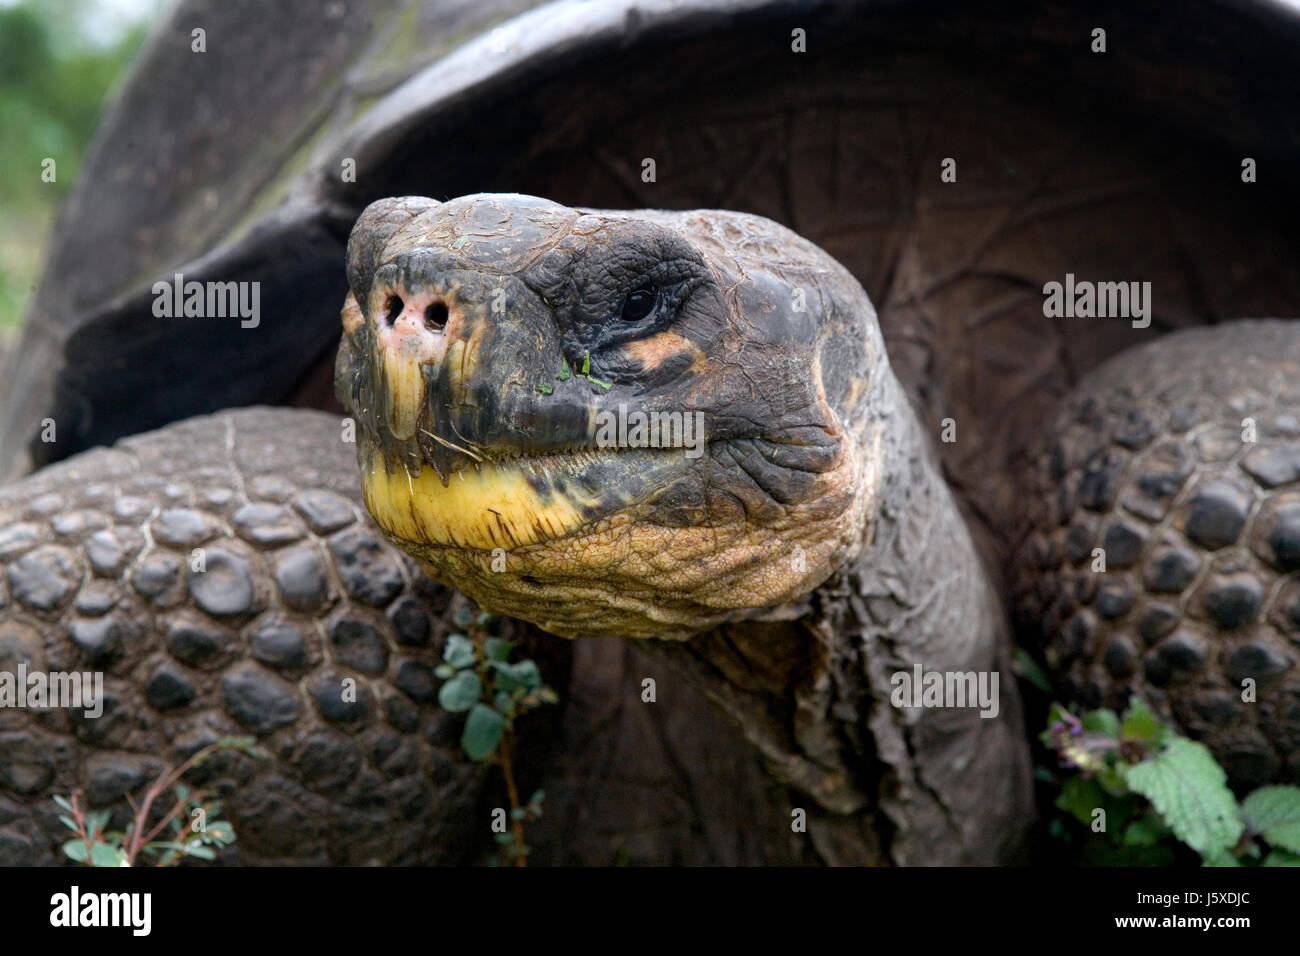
542,354,611,393
436,606,558,866
55,736,265,867
1042,696,1300,866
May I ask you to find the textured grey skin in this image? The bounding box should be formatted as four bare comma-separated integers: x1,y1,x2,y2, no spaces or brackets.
1018,321,1300,790
647,370,1032,864
0,408,570,865
530,638,807,865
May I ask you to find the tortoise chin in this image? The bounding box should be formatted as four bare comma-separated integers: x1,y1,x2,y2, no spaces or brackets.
357,432,869,640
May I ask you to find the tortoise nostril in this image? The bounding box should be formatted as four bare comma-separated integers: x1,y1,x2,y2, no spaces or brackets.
424,302,449,331
384,295,403,326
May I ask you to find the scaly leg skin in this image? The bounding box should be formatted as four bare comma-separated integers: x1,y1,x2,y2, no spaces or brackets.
1017,320,1300,789
0,408,567,865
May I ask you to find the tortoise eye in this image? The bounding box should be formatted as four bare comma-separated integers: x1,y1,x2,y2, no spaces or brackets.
621,288,657,321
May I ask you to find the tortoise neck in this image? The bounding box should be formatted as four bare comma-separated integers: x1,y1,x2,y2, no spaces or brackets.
649,370,1033,864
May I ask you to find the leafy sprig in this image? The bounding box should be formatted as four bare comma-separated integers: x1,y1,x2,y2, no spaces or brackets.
1043,697,1300,866
56,736,264,866
436,606,558,865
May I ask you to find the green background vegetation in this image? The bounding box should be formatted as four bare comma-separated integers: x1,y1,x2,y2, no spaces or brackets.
0,0,169,342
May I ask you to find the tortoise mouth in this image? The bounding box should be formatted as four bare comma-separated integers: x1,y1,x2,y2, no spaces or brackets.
430,441,692,479
357,434,705,552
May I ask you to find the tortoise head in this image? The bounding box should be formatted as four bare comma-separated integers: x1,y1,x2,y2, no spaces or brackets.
337,193,887,639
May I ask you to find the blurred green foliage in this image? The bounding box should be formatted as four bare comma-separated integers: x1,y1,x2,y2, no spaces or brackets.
0,1,167,337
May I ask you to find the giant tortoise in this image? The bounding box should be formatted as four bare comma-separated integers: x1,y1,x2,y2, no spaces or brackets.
2,0,1300,866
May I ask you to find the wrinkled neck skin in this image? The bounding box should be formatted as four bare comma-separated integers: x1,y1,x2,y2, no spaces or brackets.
646,370,1033,865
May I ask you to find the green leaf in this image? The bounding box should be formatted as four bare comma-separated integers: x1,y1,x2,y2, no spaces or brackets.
142,841,189,864
461,704,506,760
1123,738,1243,856
1122,814,1167,847
57,814,79,833
52,794,73,813
581,352,590,376
205,821,236,845
1241,785,1300,853
487,665,519,694
438,671,482,712
494,831,514,845
1121,697,1161,746
528,789,545,806
452,235,469,250
1263,848,1300,866
1055,777,1106,827
556,358,571,382
494,690,515,717
1010,647,1053,695
1201,849,1242,867
90,842,122,868
1082,709,1121,739
588,376,612,389
491,659,542,694
62,840,89,863
535,383,553,395
442,634,476,669
186,845,216,860
510,807,528,821
434,664,455,679
484,637,513,662
85,809,111,840
216,735,258,751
